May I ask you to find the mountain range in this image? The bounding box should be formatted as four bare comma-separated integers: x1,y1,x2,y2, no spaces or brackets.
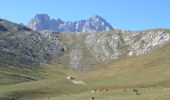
27,14,113,32
1,17,170,71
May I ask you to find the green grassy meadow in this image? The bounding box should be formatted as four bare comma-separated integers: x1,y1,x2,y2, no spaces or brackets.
1,35,170,100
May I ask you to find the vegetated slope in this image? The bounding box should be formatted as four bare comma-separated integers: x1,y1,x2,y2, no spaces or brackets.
86,40,170,84
0,19,65,86
137,28,170,33
0,18,65,67
1,18,170,100
0,38,170,100
57,29,170,71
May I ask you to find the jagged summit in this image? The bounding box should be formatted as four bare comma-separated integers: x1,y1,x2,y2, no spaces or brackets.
34,14,50,20
27,14,113,32
85,15,113,32
90,15,105,21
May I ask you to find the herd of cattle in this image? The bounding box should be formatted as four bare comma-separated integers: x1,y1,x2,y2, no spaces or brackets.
90,88,140,94
90,88,140,100
91,88,112,93
67,76,140,100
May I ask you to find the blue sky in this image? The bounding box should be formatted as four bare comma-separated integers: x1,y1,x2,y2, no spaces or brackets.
0,0,170,30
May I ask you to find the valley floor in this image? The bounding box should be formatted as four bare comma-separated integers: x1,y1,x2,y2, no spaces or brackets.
0,42,170,100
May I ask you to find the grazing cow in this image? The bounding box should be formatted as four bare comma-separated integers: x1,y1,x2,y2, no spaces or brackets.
67,76,75,80
132,89,140,95
122,89,127,91
97,88,112,92
90,97,95,100
97,89,102,92
91,88,112,93
133,89,138,92
105,88,112,92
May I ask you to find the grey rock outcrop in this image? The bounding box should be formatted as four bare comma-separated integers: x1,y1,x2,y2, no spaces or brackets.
0,19,64,67
58,30,170,71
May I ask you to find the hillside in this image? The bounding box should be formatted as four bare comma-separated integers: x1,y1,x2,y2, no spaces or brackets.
56,29,170,71
1,18,170,100
2,18,170,71
0,18,65,67
0,35,170,100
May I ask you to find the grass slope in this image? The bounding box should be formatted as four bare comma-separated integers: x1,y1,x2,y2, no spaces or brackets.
137,28,170,33
0,39,170,100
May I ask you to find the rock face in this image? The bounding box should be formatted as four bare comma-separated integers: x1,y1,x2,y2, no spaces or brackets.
123,31,170,56
1,18,170,71
58,30,170,71
27,14,113,32
0,19,64,67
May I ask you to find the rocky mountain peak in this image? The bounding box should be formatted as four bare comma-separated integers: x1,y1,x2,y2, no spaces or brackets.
27,14,113,32
89,15,104,21
83,15,113,32
34,14,50,21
